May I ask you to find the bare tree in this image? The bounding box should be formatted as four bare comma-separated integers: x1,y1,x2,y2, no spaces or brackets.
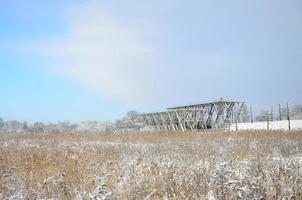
240,104,250,122
31,122,46,133
255,110,270,122
0,118,4,128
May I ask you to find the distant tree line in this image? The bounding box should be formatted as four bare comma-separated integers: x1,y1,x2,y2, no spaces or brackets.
1,105,301,133
254,104,302,122
0,111,142,134
224,104,302,123
240,104,302,122
0,119,79,134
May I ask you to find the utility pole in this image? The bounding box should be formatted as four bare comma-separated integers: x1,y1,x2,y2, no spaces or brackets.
267,109,270,130
250,105,253,123
287,102,291,131
279,104,282,121
271,106,274,121
235,116,238,131
105,120,108,132
235,106,238,131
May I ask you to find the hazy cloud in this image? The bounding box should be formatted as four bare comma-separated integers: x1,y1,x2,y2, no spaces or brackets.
33,1,234,104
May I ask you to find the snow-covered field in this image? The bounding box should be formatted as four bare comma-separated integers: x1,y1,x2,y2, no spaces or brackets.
230,119,302,131
1,131,302,199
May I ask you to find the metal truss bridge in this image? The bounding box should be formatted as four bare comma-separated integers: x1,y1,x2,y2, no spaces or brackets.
140,99,245,131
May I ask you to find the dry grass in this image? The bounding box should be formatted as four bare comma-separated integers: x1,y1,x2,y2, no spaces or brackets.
1,130,302,199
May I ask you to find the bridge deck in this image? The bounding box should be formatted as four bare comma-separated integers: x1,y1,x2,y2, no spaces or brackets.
140,100,245,131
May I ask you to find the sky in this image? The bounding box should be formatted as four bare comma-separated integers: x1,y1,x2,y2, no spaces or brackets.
0,0,302,123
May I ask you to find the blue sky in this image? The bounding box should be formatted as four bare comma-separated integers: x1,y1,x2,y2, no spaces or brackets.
1,0,301,122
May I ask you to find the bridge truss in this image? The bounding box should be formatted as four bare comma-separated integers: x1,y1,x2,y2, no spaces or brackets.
140,100,245,131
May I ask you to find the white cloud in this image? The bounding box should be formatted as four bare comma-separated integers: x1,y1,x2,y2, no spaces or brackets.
33,1,230,104
39,1,164,103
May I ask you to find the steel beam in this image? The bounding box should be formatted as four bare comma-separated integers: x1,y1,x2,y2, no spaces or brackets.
140,100,245,131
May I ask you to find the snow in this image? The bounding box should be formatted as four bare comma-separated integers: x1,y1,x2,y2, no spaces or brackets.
1,131,302,199
230,119,302,131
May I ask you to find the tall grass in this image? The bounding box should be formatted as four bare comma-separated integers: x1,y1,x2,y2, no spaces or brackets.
1,130,302,199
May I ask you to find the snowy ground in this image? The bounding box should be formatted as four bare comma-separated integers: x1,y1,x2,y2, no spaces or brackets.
1,131,302,199
230,119,302,131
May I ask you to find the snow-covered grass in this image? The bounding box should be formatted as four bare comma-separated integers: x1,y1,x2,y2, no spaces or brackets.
1,131,302,199
230,119,302,131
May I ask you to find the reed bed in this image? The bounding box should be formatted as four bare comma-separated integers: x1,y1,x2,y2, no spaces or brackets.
1,130,302,199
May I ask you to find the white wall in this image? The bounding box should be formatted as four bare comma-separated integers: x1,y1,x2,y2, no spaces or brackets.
230,119,302,131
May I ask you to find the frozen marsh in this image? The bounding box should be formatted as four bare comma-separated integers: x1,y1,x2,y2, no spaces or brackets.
1,131,302,199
